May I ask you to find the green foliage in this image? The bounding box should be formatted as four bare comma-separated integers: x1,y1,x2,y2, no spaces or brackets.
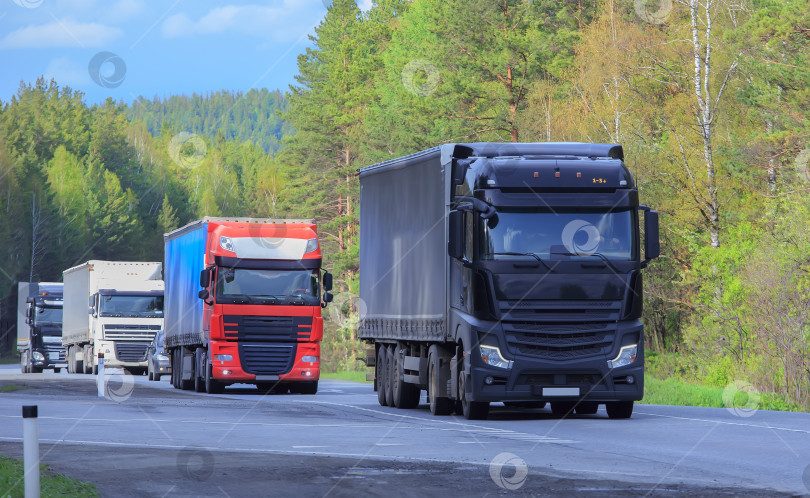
0,456,97,497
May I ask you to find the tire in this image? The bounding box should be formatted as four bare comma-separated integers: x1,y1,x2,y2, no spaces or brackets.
606,401,634,419
384,345,395,407
171,349,180,389
551,402,576,417
75,346,84,375
459,355,489,420
82,345,92,374
179,351,193,391
392,344,420,409
575,402,599,415
204,358,224,394
147,362,155,381
53,368,61,374
194,352,205,393
297,381,318,395
92,363,98,375
375,345,388,407
67,347,75,374
20,354,27,374
428,349,453,416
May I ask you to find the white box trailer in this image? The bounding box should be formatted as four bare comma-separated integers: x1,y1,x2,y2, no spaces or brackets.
62,261,164,374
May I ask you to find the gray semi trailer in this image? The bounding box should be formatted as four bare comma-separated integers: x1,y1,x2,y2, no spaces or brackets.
358,143,659,420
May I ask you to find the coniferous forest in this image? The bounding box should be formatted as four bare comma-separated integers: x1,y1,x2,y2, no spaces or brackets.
1,0,808,408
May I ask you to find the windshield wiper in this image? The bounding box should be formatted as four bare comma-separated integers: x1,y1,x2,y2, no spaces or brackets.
490,252,553,272
550,247,622,274
222,294,251,304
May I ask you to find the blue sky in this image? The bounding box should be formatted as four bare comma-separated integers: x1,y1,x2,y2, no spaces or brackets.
0,0,372,105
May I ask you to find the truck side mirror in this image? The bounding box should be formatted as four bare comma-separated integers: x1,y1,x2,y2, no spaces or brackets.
642,208,660,262
200,268,211,288
321,292,333,308
323,272,333,292
198,289,209,300
88,308,95,315
448,210,464,260
88,295,96,308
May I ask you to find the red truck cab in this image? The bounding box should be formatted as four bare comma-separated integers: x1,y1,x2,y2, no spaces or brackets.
165,218,333,394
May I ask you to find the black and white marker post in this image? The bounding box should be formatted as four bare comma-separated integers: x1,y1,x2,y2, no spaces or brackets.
97,352,105,398
22,405,39,498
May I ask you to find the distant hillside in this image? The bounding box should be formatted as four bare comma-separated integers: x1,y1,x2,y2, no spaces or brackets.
126,88,292,153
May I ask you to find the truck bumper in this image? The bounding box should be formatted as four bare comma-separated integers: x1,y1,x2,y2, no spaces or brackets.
469,362,644,403
210,340,320,383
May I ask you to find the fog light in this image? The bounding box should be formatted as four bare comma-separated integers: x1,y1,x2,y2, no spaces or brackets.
627,375,635,385
302,370,312,377
484,376,494,385
214,354,232,362
222,370,232,375
301,355,319,363
105,349,111,354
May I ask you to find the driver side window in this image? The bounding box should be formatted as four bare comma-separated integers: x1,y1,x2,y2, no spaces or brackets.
464,211,474,261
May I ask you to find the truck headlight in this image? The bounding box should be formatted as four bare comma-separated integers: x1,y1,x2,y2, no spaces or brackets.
219,236,235,252
480,345,513,369
157,354,169,361
214,354,233,362
301,355,319,363
305,238,318,253
32,352,45,361
608,344,637,369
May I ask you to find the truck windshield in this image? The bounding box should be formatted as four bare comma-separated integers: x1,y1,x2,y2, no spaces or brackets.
480,209,635,261
216,268,320,305
33,306,62,328
99,295,164,318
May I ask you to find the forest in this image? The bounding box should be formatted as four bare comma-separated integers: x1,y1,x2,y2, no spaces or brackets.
0,0,807,408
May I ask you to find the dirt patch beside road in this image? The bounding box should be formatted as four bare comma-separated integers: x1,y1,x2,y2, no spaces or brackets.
0,441,788,497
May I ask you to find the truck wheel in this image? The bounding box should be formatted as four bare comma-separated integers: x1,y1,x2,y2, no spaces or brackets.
67,347,74,374
179,352,194,391
194,351,205,393
82,345,92,374
392,345,420,409
575,402,599,415
384,345,395,407
606,401,634,419
54,368,61,374
375,345,388,407
31,364,43,374
551,402,576,417
459,356,489,420
428,350,453,416
297,381,318,395
171,349,180,389
204,360,223,394
20,354,27,374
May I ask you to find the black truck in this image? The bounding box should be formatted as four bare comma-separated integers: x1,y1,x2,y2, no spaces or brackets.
358,143,659,419
18,282,66,373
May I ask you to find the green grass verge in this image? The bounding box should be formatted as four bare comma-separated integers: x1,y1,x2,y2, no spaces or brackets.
0,456,97,497
642,375,797,411
0,384,28,393
320,370,372,383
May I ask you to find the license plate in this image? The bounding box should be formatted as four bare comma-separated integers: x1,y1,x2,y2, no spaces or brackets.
255,375,279,381
48,352,60,360
542,387,580,397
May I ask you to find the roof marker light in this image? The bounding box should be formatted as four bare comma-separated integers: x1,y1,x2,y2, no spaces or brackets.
533,172,539,178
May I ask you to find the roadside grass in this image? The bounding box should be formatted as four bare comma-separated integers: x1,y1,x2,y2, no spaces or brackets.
0,456,97,497
0,384,28,393
321,370,371,383
643,375,799,412
0,349,19,365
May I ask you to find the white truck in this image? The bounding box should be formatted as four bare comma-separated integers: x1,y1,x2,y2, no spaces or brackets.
62,261,164,375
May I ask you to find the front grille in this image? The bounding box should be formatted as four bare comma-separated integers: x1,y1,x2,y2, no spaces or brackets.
238,343,297,375
44,344,65,361
223,315,312,342
114,342,150,362
500,300,620,361
103,324,160,341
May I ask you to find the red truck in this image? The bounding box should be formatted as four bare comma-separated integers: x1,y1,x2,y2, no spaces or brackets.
164,218,333,394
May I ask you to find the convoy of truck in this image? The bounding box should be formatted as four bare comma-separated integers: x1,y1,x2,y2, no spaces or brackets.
17,282,66,373
62,261,164,375
164,217,333,394
357,143,659,419
9,142,660,420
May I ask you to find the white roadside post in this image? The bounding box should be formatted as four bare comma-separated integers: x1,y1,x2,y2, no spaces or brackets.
97,352,105,398
22,405,39,498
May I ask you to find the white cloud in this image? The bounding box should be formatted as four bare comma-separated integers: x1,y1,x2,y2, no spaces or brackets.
104,0,146,23
358,0,373,11
161,1,322,42
0,19,123,49
43,57,90,87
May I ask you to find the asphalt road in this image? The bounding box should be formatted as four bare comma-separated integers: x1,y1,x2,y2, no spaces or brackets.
0,366,809,497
